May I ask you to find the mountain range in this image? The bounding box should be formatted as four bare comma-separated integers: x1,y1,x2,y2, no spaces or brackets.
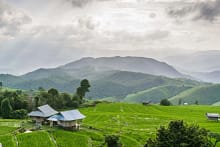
1,55,220,105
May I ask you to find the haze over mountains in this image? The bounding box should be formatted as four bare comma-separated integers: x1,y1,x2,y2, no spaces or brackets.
164,50,220,83
1,54,220,105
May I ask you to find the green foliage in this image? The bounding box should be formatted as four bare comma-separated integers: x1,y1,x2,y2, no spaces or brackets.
17,131,55,147
10,109,27,119
169,84,220,105
34,88,81,109
145,120,212,147
0,126,17,135
0,81,2,88
160,99,172,106
1,98,12,118
76,79,91,103
124,85,192,103
105,135,122,147
209,132,220,147
0,135,16,147
51,130,89,147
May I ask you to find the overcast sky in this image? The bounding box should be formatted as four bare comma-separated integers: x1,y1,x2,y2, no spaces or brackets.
0,0,220,75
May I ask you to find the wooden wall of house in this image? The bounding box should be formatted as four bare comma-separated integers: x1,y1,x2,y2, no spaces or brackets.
58,120,77,127
31,117,44,123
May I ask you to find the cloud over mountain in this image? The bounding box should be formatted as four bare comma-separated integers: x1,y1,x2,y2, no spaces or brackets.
167,0,220,22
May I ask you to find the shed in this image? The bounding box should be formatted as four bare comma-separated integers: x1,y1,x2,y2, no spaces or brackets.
206,113,219,121
28,104,58,123
48,110,85,129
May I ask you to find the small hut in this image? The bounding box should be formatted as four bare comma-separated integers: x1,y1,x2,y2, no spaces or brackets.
48,110,85,129
206,113,220,121
28,104,58,124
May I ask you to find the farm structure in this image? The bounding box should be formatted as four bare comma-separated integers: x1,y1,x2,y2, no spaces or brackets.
28,104,58,124
48,110,85,129
206,113,220,121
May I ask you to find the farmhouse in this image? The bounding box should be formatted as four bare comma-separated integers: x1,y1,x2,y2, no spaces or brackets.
48,110,86,129
206,113,220,121
28,104,58,123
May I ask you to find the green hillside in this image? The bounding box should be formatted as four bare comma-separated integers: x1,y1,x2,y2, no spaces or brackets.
1,103,220,146
123,85,193,103
0,70,202,99
169,84,220,105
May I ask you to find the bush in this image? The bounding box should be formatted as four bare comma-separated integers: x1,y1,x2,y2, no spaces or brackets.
105,135,122,147
10,109,27,119
1,98,12,118
145,120,213,147
160,99,172,106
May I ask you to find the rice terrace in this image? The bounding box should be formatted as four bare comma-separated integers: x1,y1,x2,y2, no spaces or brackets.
1,102,220,147
1,0,220,146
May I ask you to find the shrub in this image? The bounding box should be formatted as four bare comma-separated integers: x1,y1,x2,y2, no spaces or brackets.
145,120,213,147
105,135,122,147
1,98,12,118
10,109,27,119
160,98,172,106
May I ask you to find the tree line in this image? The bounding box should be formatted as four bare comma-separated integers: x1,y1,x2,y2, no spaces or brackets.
0,79,90,119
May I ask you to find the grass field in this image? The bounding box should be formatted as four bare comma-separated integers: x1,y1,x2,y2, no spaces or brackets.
1,103,220,146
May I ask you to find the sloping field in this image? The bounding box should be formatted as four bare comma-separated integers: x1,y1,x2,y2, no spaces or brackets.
169,84,220,105
1,103,220,146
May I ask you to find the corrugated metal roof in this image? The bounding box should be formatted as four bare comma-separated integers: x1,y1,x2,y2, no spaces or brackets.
47,110,86,121
60,110,86,121
38,104,58,117
206,113,219,117
47,114,63,121
28,111,44,117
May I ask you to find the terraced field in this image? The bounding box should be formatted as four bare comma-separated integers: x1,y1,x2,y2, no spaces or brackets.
1,103,220,146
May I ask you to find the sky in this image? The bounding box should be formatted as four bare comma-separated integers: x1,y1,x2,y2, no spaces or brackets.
0,0,220,75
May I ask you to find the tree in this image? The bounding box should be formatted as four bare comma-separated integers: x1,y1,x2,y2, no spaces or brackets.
145,120,213,147
34,96,39,108
10,109,27,119
0,81,2,89
105,135,122,147
48,88,59,97
76,79,91,103
1,98,13,118
195,100,199,105
178,99,182,105
160,99,172,106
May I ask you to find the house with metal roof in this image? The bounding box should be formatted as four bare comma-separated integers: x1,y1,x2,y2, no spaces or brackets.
28,104,58,123
47,110,86,129
206,113,220,121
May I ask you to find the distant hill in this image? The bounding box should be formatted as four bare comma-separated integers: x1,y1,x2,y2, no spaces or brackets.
164,50,220,73
0,70,200,99
123,85,193,103
59,56,184,78
189,71,220,83
2,56,217,103
169,84,220,105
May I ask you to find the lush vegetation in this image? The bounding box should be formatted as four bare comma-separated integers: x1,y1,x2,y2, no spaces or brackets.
0,79,90,119
1,103,220,146
0,135,16,147
169,84,220,105
51,130,89,147
145,120,212,146
17,131,55,147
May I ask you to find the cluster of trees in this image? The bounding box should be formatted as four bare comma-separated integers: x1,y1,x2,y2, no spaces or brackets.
145,120,219,147
160,98,172,106
34,79,91,109
0,79,91,119
0,90,29,119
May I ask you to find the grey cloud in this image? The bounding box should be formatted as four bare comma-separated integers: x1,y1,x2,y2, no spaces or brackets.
77,17,99,30
64,0,115,8
0,0,32,37
167,0,220,22
65,0,91,7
